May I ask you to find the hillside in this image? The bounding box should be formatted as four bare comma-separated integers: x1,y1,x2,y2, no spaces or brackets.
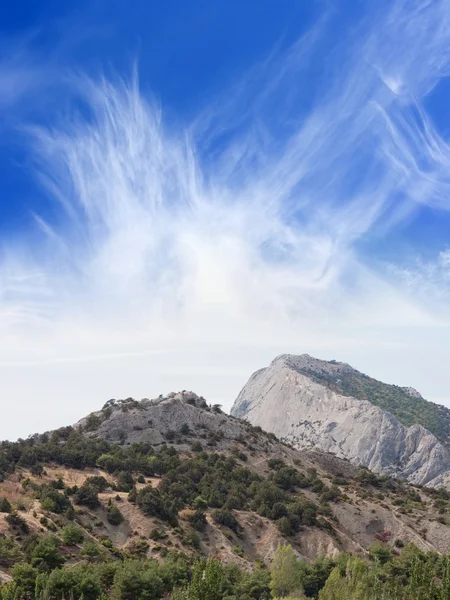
284,355,450,446
231,355,450,488
2,392,450,598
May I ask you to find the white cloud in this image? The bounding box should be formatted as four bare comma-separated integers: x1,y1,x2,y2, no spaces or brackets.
2,0,450,439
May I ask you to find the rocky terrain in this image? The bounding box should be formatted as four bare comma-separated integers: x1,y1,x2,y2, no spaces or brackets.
231,354,450,488
3,389,450,597
76,391,253,450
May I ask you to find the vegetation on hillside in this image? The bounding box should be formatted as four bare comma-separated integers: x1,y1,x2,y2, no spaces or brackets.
298,365,450,445
1,423,450,598
1,537,450,599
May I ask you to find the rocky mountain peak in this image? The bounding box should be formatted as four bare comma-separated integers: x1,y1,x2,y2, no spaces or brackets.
232,354,450,488
401,386,423,399
271,353,356,376
75,389,275,453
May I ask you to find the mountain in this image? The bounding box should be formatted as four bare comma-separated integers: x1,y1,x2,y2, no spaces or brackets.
3,390,450,597
231,354,450,488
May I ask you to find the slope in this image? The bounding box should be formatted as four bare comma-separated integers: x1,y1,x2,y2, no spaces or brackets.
282,354,450,446
231,355,450,488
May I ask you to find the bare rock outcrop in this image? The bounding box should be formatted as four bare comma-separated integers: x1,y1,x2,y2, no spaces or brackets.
231,354,450,487
75,390,272,451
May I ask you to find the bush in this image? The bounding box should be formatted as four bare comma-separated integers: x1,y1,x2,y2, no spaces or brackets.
0,496,12,513
81,541,102,559
38,486,71,514
268,458,286,470
85,476,109,492
320,486,342,503
180,423,190,436
186,509,207,532
107,502,124,525
5,512,29,534
276,516,294,536
74,484,100,509
61,525,84,545
137,486,177,525
65,506,75,520
149,527,166,540
212,508,239,532
116,471,135,492
0,537,24,568
30,535,65,571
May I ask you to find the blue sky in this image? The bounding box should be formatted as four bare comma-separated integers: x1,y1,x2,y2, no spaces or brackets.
1,0,450,440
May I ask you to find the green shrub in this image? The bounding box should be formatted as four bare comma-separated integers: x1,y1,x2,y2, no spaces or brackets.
0,496,12,513
61,525,84,545
212,508,239,532
107,502,124,525
74,484,100,509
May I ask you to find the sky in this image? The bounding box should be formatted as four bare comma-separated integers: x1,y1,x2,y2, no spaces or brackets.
1,0,450,440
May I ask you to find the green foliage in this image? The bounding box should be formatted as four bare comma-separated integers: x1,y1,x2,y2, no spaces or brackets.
116,471,135,492
0,537,24,568
81,541,103,559
110,559,165,600
107,502,124,525
2,527,450,600
84,413,103,432
61,524,84,545
37,484,71,514
9,563,38,597
173,559,224,600
85,475,110,492
30,535,65,572
368,541,393,565
5,511,29,534
211,508,239,532
74,483,100,509
186,508,207,532
137,486,178,525
270,544,303,598
0,497,11,513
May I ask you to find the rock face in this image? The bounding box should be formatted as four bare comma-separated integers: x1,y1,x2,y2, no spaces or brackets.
231,355,450,487
75,390,271,452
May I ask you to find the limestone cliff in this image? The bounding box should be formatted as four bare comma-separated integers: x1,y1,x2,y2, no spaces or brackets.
231,354,450,487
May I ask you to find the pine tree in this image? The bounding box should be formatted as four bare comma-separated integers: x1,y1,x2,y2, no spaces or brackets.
0,496,12,513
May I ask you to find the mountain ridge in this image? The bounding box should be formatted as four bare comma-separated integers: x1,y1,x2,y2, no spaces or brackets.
231,354,450,488
3,387,450,598
274,354,450,446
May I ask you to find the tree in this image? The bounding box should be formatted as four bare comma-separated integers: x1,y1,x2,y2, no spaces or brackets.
368,541,393,565
10,563,38,597
180,423,191,436
116,471,134,492
74,483,100,509
31,535,65,572
0,537,24,568
212,508,239,532
107,502,124,525
110,560,164,600
173,559,224,600
318,558,378,600
61,524,84,545
270,544,302,598
0,497,12,513
276,516,294,537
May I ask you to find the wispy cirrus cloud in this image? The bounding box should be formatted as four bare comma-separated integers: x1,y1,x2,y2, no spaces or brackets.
1,0,450,438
